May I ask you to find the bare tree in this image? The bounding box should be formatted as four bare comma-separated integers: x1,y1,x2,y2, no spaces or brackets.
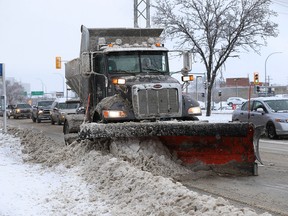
6,80,26,105
153,0,278,116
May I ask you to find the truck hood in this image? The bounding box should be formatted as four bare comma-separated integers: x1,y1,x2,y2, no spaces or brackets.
117,74,179,86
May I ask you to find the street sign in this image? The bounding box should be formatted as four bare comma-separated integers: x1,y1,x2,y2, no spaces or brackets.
0,63,7,133
0,63,3,76
31,91,44,96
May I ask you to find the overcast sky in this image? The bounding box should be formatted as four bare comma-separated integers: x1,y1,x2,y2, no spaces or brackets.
0,0,287,94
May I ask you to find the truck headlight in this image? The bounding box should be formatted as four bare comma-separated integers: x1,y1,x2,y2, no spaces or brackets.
38,110,43,114
16,109,20,113
103,110,127,119
188,106,201,115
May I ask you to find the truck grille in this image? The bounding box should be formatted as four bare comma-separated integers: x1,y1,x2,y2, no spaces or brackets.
132,84,181,119
43,109,50,115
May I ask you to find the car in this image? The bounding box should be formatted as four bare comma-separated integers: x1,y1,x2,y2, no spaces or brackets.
32,100,54,123
11,103,32,119
0,105,5,117
227,97,247,106
232,97,288,139
5,105,14,119
50,98,81,125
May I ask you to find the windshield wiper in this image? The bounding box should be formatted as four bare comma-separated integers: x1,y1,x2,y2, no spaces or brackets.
113,70,137,75
276,110,288,113
143,68,163,73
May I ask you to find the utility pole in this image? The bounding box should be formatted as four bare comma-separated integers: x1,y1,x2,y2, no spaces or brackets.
134,0,151,28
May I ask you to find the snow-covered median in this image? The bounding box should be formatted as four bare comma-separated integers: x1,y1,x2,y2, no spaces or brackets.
0,128,270,215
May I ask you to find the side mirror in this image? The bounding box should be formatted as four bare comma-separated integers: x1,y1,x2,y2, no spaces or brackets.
256,107,265,113
181,51,192,75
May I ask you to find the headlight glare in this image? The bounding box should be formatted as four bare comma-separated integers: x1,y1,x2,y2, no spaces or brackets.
188,106,201,114
103,110,127,119
275,118,288,123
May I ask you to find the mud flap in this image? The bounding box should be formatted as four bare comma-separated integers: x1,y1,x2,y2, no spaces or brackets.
79,121,259,176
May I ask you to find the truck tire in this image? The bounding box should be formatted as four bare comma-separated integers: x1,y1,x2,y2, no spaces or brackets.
32,115,36,122
51,116,55,125
37,118,41,123
63,120,69,134
57,118,62,125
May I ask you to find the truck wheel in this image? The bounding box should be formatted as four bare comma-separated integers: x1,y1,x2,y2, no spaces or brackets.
37,118,41,123
57,118,62,125
51,116,55,125
32,116,36,122
63,120,69,134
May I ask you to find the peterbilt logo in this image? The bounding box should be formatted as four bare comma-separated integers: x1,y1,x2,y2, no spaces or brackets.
153,84,162,89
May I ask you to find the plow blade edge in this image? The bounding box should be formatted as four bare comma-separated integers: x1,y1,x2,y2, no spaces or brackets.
80,121,259,175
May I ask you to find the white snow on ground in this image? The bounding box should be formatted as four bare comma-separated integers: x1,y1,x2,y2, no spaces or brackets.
0,133,111,216
0,113,271,216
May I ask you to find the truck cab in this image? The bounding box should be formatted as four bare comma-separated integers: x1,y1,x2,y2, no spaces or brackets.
65,26,201,124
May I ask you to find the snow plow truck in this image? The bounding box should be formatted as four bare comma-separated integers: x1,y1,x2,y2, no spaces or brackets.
62,25,262,176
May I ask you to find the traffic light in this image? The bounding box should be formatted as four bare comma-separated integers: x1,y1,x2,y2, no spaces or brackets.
204,82,207,89
56,56,61,69
254,72,259,84
256,85,260,92
218,91,222,97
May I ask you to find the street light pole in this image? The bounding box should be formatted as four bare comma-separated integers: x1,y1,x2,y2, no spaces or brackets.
195,76,202,101
265,52,282,89
53,73,65,97
36,78,45,93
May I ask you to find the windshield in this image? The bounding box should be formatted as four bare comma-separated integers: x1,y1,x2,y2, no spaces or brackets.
107,51,168,74
58,102,79,109
17,104,31,108
265,99,288,112
38,101,53,107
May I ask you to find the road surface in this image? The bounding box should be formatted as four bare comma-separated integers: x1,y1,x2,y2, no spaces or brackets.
2,117,288,215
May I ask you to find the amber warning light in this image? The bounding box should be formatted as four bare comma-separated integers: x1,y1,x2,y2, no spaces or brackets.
56,56,61,69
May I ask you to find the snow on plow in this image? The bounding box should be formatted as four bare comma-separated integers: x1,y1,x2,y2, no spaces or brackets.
79,121,261,176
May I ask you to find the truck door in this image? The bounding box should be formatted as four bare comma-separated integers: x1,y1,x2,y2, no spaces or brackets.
92,54,106,105
250,100,267,127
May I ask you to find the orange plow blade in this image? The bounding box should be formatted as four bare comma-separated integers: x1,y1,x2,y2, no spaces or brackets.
79,121,260,176
159,133,256,175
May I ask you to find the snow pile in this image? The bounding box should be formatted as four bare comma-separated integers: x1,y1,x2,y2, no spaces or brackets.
0,132,111,216
4,127,271,215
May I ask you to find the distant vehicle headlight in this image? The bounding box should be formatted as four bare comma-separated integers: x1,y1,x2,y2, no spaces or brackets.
16,109,20,113
275,118,288,123
188,106,202,115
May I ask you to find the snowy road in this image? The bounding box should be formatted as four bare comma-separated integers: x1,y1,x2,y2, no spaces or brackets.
0,114,286,215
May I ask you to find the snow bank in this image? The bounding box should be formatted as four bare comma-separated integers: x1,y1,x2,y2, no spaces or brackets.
2,127,271,216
